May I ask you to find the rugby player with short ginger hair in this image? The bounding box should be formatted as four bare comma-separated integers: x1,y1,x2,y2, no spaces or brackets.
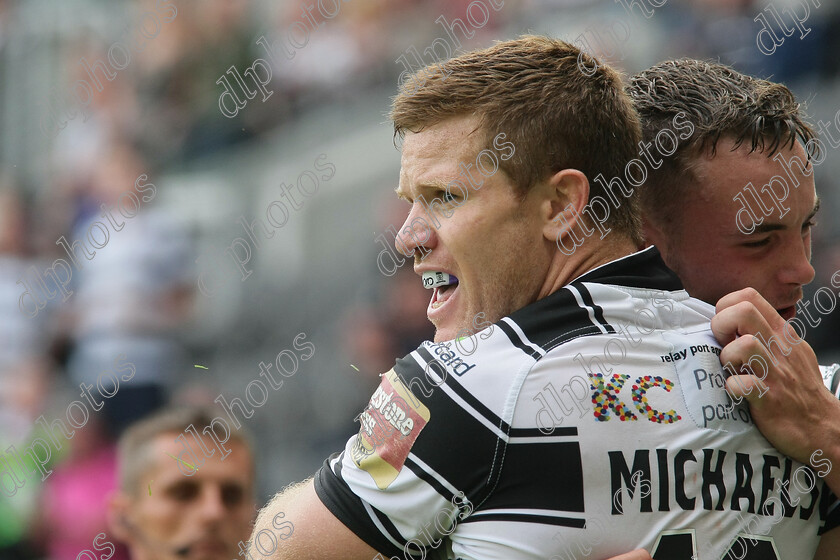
250,39,838,559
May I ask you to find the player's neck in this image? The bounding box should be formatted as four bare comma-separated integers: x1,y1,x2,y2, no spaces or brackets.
539,236,639,297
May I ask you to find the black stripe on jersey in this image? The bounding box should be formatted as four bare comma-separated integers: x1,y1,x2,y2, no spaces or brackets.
394,352,504,505
507,285,606,353
573,246,683,291
508,426,578,438
404,455,455,502
574,282,616,335
315,453,409,558
333,449,345,479
369,506,412,550
820,486,840,535
475,440,585,515
505,249,679,354
416,346,510,433
459,511,586,529
496,320,542,360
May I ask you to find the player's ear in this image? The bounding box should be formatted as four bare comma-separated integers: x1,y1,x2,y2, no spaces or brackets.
543,168,590,246
106,490,134,544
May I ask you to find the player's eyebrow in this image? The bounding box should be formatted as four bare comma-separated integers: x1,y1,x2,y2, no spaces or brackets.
394,179,453,202
750,222,784,235
747,197,821,235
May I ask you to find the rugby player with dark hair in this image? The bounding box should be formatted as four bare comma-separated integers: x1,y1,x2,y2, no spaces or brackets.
614,58,840,559
629,58,840,495
249,39,838,559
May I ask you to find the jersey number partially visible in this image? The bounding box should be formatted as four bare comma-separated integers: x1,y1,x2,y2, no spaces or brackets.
651,530,780,560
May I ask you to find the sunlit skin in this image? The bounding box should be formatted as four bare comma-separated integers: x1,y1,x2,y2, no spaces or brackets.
645,138,818,318
108,435,255,560
394,115,635,342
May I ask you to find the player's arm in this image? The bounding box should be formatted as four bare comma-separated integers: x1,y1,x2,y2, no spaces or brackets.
815,526,840,560
711,288,840,496
248,349,488,560
248,478,380,560
248,480,655,560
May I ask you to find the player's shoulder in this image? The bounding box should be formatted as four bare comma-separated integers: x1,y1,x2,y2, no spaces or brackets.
517,246,713,351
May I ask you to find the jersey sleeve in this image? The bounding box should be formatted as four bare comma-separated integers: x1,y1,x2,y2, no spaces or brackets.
820,364,840,399
817,362,840,535
821,492,840,535
817,364,840,534
314,347,491,558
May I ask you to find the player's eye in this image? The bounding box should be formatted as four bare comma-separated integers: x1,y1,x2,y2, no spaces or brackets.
439,190,458,203
167,481,199,502
802,219,817,233
742,237,770,248
221,484,245,507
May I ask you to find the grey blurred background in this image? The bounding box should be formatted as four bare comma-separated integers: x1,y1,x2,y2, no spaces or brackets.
0,0,838,557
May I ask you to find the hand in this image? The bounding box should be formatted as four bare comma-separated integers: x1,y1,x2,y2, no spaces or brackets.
604,550,652,560
711,288,840,493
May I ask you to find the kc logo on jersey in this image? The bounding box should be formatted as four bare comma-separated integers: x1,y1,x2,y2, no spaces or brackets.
351,369,430,489
589,373,681,423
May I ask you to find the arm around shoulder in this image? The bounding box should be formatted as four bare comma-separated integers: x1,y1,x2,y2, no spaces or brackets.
815,525,840,560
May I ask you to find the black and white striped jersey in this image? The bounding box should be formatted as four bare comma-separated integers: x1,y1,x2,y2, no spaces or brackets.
315,247,839,560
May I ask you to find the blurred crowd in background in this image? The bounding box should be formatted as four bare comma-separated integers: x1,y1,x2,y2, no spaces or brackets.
0,0,839,558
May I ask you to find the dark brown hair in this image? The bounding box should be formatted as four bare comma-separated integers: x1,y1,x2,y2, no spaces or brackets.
391,35,643,244
628,58,816,227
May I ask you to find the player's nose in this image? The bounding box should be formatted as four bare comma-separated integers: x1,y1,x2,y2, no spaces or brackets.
196,487,227,523
395,205,437,259
778,238,815,288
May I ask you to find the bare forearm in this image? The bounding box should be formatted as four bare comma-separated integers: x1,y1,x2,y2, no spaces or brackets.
809,395,840,496
248,478,380,560
815,526,840,560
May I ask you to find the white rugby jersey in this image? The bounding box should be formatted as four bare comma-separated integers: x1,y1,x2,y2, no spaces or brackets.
315,247,840,560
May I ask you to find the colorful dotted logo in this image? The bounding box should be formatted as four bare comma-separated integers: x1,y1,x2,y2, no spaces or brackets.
631,375,681,423
590,373,638,422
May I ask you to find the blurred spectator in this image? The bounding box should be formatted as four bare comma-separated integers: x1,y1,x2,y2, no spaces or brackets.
0,358,50,560
63,141,193,435
0,186,45,369
35,417,128,560
106,407,256,560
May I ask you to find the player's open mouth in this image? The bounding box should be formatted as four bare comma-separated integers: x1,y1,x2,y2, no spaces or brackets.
422,271,459,311
431,283,458,309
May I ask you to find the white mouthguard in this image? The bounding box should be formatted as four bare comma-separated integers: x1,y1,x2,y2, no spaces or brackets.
422,271,458,290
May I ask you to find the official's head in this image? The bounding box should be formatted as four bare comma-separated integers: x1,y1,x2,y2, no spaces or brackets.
107,407,256,560
391,35,643,341
629,59,819,317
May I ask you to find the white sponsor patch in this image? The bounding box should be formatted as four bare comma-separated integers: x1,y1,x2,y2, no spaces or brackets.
664,331,754,433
